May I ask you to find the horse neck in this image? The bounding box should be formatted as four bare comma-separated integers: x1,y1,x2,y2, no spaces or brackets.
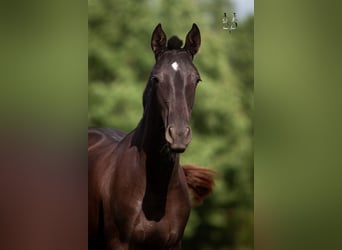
134,87,182,220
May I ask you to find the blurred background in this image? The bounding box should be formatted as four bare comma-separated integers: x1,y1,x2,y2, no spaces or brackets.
88,0,254,249
2,0,342,249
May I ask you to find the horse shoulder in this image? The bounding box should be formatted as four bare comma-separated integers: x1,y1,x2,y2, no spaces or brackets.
88,128,129,244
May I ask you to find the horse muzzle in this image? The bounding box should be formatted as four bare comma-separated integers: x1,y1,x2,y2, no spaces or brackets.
165,125,192,153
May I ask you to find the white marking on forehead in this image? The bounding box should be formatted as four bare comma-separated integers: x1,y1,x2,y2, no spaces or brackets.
171,61,179,71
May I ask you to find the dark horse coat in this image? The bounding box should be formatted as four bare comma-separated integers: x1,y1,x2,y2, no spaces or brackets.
89,23,207,250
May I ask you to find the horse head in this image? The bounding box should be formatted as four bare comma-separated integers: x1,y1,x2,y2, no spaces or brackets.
147,23,201,153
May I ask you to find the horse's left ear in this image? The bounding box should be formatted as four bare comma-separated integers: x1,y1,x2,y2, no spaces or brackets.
184,23,201,57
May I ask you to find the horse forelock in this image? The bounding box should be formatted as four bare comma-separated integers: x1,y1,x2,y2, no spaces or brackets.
167,36,183,50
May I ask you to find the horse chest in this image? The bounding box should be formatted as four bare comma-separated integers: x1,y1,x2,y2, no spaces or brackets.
130,208,186,247
109,140,191,247
119,189,190,247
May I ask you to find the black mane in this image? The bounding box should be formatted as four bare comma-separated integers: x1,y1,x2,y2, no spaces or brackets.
167,36,183,50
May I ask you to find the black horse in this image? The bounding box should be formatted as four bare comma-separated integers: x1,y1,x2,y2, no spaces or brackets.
89,23,208,250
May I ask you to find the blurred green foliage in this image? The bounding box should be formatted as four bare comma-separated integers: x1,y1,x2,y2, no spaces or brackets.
88,0,253,249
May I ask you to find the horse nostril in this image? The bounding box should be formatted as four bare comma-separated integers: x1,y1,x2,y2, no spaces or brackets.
185,127,191,137
165,126,174,144
169,127,175,137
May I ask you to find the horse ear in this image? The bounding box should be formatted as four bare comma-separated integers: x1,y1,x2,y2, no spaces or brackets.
184,23,201,57
151,23,167,59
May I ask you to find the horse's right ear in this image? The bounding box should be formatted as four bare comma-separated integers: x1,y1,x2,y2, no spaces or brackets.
151,24,167,59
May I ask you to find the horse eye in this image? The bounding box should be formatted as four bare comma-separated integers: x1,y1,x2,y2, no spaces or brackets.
151,76,159,84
